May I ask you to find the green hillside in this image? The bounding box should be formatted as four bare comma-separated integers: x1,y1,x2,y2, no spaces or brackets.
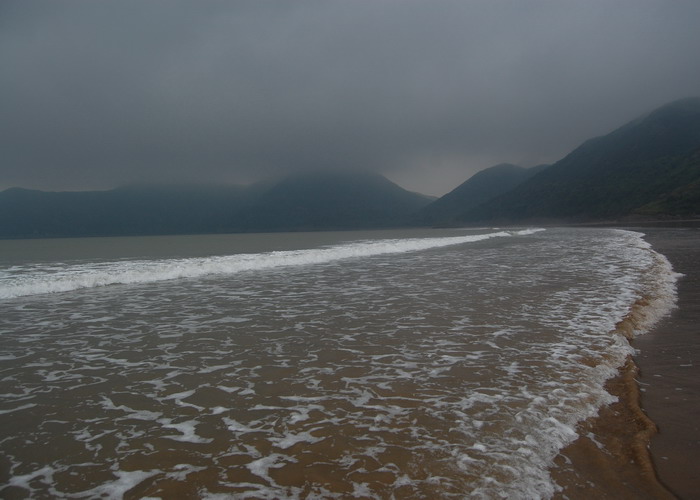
460,97,700,223
417,163,548,225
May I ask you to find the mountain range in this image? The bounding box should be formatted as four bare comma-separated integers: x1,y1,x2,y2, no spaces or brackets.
415,163,549,225
1,97,699,238
454,96,700,223
0,171,433,238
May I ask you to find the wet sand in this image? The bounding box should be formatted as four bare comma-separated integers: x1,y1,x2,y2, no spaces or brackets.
633,226,700,499
553,224,700,499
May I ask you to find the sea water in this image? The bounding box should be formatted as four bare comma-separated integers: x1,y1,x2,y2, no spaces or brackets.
0,227,679,499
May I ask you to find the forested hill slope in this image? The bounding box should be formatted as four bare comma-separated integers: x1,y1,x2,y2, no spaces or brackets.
417,163,548,225
0,171,433,238
459,97,700,223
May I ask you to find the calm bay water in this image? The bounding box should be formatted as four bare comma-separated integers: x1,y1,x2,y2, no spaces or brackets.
0,227,678,499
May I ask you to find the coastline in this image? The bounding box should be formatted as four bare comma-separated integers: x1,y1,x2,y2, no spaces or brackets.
630,226,700,499
552,225,700,499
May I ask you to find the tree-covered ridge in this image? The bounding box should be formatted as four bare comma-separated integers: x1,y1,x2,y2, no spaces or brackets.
458,97,700,223
0,171,433,238
417,163,548,225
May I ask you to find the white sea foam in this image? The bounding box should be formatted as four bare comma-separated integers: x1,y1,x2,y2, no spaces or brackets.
160,419,213,444
0,227,682,500
246,454,290,484
223,417,260,435
74,470,160,499
619,230,682,333
0,403,36,415
5,466,56,494
271,431,324,449
0,229,542,299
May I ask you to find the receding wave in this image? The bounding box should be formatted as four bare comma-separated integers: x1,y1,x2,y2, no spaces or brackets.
0,229,544,299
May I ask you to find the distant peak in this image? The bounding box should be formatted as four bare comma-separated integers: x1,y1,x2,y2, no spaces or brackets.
469,163,524,179
280,169,384,181
114,182,243,193
630,96,700,126
660,96,700,109
490,163,522,169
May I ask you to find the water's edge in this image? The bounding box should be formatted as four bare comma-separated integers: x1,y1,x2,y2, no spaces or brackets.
551,233,680,499
0,227,683,498
630,226,700,499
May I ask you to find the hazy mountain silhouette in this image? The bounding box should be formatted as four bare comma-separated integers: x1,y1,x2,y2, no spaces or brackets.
3,97,700,238
235,170,434,231
458,97,700,223
417,163,548,225
0,171,433,238
0,183,250,238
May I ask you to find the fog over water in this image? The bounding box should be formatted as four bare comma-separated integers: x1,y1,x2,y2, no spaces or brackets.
1,1,699,195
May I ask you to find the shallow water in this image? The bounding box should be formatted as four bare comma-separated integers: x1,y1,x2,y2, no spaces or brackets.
0,227,678,498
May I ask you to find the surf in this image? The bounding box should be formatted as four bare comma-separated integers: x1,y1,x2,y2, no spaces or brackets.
0,229,543,299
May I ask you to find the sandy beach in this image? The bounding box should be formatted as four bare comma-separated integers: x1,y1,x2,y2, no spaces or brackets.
633,226,700,499
552,224,700,499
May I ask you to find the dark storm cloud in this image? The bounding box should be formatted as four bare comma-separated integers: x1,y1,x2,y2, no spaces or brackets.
1,0,699,195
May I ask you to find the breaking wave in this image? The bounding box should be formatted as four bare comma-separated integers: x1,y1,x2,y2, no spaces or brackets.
0,228,544,299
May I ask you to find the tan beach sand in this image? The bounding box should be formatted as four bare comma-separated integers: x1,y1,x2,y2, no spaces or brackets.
552,225,700,499
633,226,700,499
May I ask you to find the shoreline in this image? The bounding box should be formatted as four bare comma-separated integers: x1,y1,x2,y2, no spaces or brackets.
552,225,700,498
629,226,700,499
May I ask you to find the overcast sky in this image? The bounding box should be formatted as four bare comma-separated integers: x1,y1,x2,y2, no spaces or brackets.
1,0,699,196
